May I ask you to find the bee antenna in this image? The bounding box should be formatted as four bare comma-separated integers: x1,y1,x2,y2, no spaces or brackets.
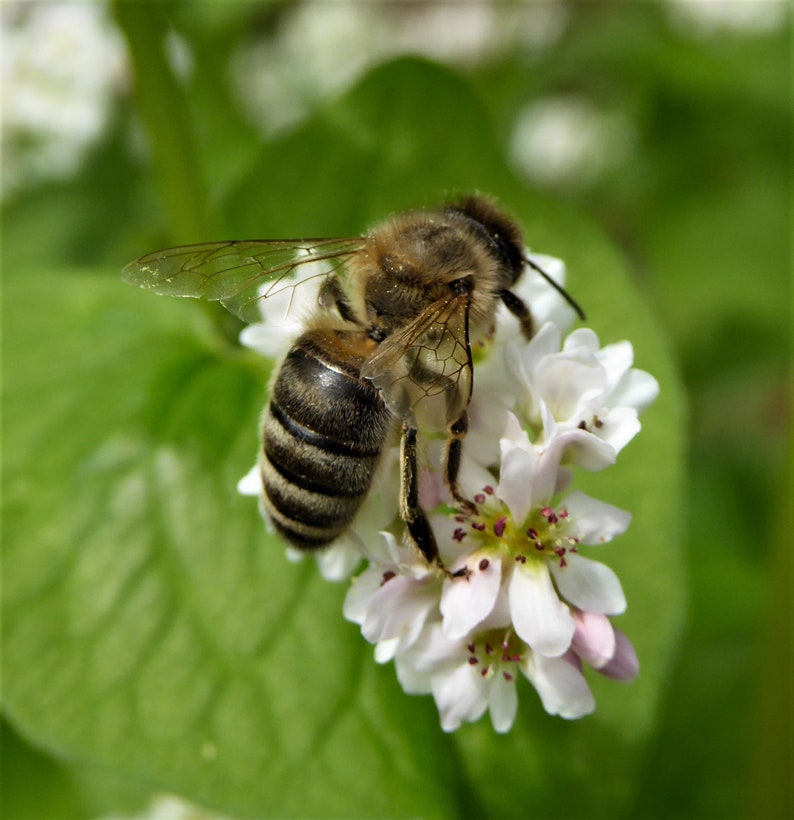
524,254,586,320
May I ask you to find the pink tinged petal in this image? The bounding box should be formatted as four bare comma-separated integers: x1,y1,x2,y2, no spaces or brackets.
497,446,537,524
509,561,575,657
563,491,631,544
488,670,519,733
550,555,627,615
523,652,595,719
598,628,640,681
433,662,489,732
441,553,503,639
419,466,446,510
572,610,616,669
361,575,435,644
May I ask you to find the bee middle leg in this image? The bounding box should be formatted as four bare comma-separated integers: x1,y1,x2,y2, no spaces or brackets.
442,411,477,515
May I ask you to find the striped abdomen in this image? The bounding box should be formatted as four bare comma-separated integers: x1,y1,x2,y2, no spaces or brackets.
260,329,391,550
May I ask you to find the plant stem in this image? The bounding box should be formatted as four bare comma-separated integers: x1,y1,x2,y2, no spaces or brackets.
113,2,213,244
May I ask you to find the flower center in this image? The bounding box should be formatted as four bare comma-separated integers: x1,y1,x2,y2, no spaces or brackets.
466,628,526,682
453,486,581,568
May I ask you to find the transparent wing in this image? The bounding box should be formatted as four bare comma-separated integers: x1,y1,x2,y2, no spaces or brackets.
361,293,472,433
122,237,366,323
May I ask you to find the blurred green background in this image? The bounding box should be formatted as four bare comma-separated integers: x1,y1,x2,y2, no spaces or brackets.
2,2,790,818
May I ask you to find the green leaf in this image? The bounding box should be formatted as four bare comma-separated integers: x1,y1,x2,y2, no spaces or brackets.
3,58,686,817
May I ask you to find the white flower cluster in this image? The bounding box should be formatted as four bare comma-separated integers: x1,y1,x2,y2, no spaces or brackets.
240,253,658,732
1,3,127,200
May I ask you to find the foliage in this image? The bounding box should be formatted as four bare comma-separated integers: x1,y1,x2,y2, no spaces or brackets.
2,3,789,818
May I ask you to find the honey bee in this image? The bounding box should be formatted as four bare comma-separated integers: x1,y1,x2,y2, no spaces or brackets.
123,195,583,575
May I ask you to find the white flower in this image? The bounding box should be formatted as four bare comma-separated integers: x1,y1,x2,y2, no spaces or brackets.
435,413,630,658
343,532,441,662
466,252,576,467
2,4,127,199
234,235,656,733
394,622,520,733
505,322,659,464
394,620,595,733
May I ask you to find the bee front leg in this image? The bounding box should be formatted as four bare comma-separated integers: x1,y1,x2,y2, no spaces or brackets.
500,288,534,340
400,423,467,578
443,412,477,516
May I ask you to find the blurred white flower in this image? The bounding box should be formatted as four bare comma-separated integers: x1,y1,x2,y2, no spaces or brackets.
666,0,789,35
1,2,127,199
230,2,569,136
510,96,636,189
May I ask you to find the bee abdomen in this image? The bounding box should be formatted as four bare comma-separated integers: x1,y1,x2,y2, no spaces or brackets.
261,331,391,550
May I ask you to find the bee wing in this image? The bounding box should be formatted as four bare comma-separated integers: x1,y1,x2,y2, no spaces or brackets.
361,293,472,433
122,238,366,323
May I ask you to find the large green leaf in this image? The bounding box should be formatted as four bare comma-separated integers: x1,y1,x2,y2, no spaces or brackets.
3,58,686,817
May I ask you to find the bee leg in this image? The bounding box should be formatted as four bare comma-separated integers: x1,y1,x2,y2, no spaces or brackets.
443,412,478,516
401,423,467,579
500,288,534,339
319,276,356,323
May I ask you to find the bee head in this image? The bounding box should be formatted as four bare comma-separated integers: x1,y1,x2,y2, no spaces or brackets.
445,195,526,286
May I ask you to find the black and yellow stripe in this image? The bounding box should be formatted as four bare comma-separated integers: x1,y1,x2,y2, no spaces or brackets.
260,331,391,549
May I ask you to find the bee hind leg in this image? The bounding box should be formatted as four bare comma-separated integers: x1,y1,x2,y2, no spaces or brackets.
400,423,468,579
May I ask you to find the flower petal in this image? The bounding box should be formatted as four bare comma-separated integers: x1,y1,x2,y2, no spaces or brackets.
361,574,437,644
522,652,595,719
441,552,503,639
433,662,489,732
598,628,640,681
343,567,383,625
610,367,660,412
509,561,575,656
315,540,362,581
563,490,632,544
488,670,519,733
497,445,537,524
550,554,626,615
572,610,616,669
236,464,261,496
545,427,617,472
